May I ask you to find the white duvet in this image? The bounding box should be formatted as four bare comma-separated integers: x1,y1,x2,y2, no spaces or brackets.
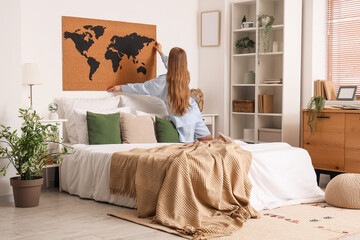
60,140,324,211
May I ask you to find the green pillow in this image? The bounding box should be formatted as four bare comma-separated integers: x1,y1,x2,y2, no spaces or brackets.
155,116,180,143
87,112,121,145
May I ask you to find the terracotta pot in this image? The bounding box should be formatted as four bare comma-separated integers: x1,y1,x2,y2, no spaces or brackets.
10,176,43,208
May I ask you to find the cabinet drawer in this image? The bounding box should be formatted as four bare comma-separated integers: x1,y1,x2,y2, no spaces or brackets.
303,112,345,171
345,114,360,173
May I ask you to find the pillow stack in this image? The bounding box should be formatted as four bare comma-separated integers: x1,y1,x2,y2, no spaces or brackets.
57,96,180,145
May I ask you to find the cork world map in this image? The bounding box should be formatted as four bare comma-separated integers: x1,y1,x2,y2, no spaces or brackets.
62,17,156,91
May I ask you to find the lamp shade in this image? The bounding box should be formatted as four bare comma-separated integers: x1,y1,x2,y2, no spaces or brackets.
22,63,42,85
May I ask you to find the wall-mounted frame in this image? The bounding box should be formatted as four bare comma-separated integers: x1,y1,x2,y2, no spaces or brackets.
336,86,358,100
201,10,220,47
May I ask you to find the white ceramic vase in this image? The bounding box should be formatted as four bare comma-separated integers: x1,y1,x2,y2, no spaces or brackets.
49,111,58,120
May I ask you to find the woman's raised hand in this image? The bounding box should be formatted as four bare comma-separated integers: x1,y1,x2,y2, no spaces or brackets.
154,41,163,55
107,85,122,92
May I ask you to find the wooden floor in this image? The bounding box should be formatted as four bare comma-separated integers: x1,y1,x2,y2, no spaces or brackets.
0,189,183,240
0,174,336,240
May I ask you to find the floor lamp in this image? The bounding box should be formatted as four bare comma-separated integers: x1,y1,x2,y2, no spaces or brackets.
22,63,42,108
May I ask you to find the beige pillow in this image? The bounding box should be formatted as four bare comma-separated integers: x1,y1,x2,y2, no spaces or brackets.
120,112,157,143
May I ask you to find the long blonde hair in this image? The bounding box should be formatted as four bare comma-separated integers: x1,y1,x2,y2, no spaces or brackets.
166,47,191,116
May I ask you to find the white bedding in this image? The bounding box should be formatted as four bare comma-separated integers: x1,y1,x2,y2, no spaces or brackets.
60,140,324,211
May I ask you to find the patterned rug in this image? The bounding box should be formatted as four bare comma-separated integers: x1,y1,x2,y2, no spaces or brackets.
109,202,360,240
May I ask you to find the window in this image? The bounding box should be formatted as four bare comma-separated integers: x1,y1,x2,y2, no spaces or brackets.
328,0,360,96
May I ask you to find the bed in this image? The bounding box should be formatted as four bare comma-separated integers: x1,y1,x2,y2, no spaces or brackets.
60,140,324,212
55,94,324,238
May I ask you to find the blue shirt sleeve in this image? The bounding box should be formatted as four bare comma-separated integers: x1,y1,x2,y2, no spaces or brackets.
161,54,168,69
121,76,166,98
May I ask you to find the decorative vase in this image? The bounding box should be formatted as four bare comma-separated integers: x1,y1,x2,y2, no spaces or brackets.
10,176,43,207
244,71,255,84
49,111,58,120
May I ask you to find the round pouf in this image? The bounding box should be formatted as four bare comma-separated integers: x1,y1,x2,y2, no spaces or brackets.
325,173,360,209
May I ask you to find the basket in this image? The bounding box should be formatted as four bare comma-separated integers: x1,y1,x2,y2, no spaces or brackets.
233,99,255,112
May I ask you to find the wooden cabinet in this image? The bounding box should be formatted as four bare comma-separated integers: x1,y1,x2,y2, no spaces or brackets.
345,114,360,172
302,109,360,173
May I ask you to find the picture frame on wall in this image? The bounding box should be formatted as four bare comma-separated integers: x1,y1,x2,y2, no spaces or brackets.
201,10,220,47
336,86,358,101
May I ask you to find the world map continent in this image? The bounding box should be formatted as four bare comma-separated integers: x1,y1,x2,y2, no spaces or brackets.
64,25,154,81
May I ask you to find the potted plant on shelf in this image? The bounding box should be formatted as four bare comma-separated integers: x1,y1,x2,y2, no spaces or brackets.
0,108,71,207
236,36,255,54
306,96,325,135
48,102,59,120
241,15,247,28
258,14,275,52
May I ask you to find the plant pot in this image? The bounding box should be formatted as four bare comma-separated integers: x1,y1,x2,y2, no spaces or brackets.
10,176,43,207
49,111,59,120
240,48,250,54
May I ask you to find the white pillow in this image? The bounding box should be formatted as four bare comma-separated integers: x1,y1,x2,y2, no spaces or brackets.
135,110,169,122
74,107,132,144
61,96,120,118
60,96,120,144
118,93,168,115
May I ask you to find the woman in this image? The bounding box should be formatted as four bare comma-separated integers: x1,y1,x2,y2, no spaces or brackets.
108,42,213,143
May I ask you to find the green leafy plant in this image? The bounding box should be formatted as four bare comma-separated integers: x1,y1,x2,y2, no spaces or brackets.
306,96,325,135
258,14,275,52
48,103,58,112
0,108,72,180
242,15,247,24
236,37,255,53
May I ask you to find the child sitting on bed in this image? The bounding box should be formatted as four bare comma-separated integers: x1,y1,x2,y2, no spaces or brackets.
107,42,213,143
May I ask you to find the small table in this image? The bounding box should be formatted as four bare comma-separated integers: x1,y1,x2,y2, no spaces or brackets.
39,119,67,191
201,114,218,138
43,163,62,191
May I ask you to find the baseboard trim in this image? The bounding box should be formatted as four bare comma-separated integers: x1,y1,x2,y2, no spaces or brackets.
0,194,14,203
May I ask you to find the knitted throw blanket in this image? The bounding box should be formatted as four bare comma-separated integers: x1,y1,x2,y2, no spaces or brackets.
110,140,259,239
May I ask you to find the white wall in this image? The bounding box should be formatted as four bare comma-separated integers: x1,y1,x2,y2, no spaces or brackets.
21,0,199,117
0,0,199,197
198,0,228,136
301,0,327,108
0,0,22,197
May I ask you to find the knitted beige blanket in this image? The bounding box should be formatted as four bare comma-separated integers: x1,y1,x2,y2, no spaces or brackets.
110,140,259,239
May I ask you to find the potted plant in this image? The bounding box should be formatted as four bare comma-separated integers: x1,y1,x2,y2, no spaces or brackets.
236,36,255,54
241,15,247,28
48,102,59,120
306,96,325,135
0,108,71,207
258,14,275,52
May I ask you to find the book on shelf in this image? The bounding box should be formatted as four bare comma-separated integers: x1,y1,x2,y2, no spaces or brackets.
258,94,274,113
264,78,282,84
314,80,336,100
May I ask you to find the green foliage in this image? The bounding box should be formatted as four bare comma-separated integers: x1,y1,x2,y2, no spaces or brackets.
48,103,58,112
258,14,275,28
236,37,255,49
306,96,325,135
242,15,247,23
0,108,72,180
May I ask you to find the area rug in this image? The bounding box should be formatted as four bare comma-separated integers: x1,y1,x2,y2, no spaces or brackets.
109,202,360,240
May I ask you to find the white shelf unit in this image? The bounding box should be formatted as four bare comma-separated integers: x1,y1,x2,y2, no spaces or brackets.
230,0,302,146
